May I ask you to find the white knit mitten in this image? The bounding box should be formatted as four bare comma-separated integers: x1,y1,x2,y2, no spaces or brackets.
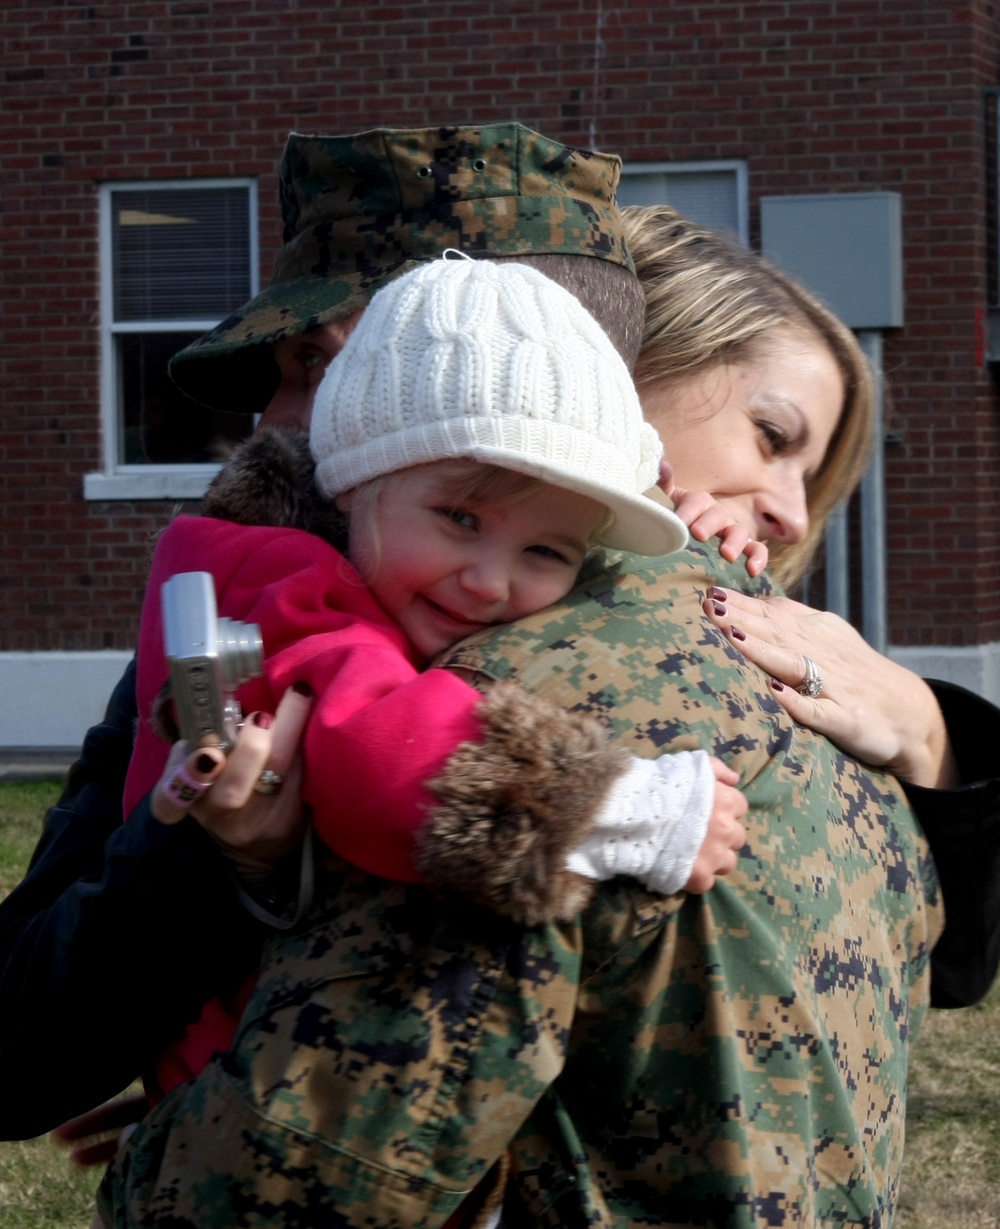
564,750,714,895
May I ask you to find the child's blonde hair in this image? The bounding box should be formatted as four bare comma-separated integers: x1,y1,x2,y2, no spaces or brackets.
345,459,612,568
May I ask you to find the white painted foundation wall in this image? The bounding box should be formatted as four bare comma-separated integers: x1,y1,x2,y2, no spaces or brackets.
0,651,134,752
1,643,997,753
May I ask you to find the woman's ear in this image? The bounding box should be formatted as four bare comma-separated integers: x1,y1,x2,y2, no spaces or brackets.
334,488,355,513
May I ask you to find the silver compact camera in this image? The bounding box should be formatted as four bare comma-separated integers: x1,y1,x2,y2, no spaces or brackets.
161,570,263,751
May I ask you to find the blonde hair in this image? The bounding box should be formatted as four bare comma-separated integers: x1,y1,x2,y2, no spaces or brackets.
623,204,874,588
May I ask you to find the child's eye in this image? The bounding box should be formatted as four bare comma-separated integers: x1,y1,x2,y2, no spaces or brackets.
527,544,571,565
438,506,478,530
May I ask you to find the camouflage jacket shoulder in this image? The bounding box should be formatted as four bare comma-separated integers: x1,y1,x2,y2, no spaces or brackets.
443,543,943,1228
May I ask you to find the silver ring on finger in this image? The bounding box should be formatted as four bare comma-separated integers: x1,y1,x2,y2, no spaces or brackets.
796,656,823,698
254,768,284,796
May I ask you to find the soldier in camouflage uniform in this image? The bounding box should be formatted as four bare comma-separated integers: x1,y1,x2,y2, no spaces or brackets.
169,123,638,414
98,531,942,1227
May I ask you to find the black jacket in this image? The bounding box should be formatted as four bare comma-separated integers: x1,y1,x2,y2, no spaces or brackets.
906,679,1000,1009
0,659,265,1140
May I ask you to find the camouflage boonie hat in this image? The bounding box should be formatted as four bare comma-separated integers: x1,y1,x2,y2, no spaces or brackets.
169,123,634,411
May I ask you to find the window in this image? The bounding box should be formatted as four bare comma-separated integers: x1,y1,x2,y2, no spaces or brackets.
617,160,748,243
86,180,259,500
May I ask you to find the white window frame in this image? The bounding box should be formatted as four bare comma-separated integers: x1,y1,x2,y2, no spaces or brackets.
85,177,259,501
618,159,749,243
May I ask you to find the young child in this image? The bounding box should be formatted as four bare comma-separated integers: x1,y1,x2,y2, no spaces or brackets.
125,255,748,1095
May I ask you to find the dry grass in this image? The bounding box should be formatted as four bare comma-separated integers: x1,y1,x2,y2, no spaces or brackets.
896,982,1000,1228
1,781,999,1226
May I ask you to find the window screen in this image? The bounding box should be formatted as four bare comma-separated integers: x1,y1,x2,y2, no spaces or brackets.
618,163,747,241
111,187,252,321
103,182,257,470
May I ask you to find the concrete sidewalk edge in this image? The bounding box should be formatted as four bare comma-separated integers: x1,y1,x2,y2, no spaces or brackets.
0,749,75,783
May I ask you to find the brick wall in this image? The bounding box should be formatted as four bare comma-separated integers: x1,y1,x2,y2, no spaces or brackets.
2,0,998,650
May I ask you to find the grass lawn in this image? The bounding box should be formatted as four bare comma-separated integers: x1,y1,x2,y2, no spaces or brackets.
1,779,999,1226
896,982,1000,1228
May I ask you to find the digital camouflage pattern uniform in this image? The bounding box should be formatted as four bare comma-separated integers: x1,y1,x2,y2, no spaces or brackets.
169,123,633,414
99,543,942,1229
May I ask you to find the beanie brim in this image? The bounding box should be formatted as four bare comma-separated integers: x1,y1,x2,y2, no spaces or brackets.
314,417,688,558
464,446,688,557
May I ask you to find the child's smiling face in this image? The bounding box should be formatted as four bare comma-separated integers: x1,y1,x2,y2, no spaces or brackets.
339,460,605,661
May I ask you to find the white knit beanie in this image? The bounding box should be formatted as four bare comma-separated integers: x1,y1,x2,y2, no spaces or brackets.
309,255,687,556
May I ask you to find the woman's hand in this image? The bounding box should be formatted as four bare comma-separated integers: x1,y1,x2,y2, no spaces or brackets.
702,587,958,789
660,465,767,577
151,680,314,884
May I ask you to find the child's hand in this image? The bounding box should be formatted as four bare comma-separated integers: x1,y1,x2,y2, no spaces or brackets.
657,463,768,577
683,757,748,894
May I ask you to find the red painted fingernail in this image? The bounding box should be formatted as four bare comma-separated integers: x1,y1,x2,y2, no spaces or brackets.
730,626,747,641
770,678,785,692
293,680,313,698
253,711,273,729
712,601,727,616
710,588,727,601
195,753,216,773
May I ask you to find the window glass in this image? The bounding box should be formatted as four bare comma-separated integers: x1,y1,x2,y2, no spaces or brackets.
102,182,257,472
112,187,251,320
618,162,747,242
117,332,253,465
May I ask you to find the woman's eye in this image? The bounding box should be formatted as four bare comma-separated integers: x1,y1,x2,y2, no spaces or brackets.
756,420,789,454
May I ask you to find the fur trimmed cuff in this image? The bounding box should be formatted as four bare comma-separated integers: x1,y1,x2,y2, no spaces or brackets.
415,682,630,926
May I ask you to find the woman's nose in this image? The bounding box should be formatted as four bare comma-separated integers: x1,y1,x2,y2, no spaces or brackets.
755,482,809,545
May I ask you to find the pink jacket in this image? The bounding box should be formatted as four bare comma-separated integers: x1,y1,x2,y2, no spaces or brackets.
127,494,617,1100
127,514,484,882
126,514,483,1099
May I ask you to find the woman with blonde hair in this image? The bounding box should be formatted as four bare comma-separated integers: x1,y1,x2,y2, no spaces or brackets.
625,201,873,589
626,202,1000,1008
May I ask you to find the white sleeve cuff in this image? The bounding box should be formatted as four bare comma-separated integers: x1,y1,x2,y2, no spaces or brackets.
564,749,715,895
